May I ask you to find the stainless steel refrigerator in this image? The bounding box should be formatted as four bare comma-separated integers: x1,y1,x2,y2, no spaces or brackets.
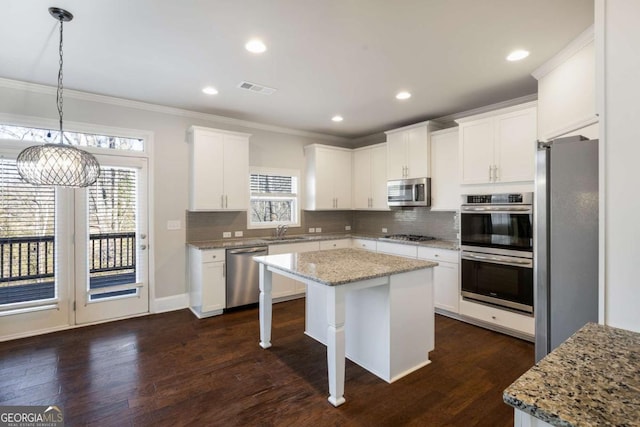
534,135,599,362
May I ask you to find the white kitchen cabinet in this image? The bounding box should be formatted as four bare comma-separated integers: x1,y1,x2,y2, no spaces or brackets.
352,144,388,210
376,241,418,258
188,126,250,211
533,26,597,142
268,241,320,299
351,238,377,251
319,238,351,250
457,103,537,185
385,121,442,180
305,144,352,210
188,248,225,318
459,298,534,338
417,247,460,314
430,128,461,211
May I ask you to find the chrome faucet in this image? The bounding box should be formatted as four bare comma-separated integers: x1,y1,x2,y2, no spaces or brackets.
275,224,288,238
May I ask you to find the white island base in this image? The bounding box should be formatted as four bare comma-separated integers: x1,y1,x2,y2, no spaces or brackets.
305,270,434,384
255,249,436,407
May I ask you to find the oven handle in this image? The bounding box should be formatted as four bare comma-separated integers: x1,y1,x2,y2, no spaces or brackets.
461,252,533,268
461,206,532,214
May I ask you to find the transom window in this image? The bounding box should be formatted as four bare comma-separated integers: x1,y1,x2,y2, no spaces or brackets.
0,124,144,152
249,168,300,229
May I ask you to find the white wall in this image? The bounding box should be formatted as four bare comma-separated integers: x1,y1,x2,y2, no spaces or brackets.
0,81,349,304
597,0,640,331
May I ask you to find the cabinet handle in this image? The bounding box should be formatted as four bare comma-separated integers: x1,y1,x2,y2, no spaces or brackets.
222,263,225,278
489,165,492,182
493,165,498,182
225,195,228,208
221,194,224,208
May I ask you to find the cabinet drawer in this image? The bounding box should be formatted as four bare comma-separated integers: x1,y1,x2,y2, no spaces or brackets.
319,239,351,250
201,249,225,263
376,241,417,258
459,299,534,336
351,238,377,251
417,247,459,263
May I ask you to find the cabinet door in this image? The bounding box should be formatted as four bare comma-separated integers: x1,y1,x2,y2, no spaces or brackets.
370,145,389,209
190,130,224,210
353,149,372,209
459,119,494,184
406,126,429,178
332,149,352,209
201,261,226,313
386,132,406,180
430,129,460,210
433,261,459,313
222,134,249,210
495,108,537,183
314,148,336,209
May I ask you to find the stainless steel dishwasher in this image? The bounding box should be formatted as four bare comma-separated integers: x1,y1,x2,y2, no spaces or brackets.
225,246,268,309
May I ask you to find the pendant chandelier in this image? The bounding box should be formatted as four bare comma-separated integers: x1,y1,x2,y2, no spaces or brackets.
16,7,100,188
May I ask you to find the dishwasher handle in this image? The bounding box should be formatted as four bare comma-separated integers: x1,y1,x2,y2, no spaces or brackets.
227,247,268,255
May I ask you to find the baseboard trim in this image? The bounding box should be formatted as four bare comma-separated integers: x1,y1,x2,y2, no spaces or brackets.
153,293,189,313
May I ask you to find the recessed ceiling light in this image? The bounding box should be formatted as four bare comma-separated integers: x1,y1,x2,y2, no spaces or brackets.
202,86,218,95
245,39,267,54
395,91,411,100
331,115,344,122
506,49,530,61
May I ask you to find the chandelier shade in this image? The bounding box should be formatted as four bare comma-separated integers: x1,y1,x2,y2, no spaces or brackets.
16,6,101,188
16,143,101,187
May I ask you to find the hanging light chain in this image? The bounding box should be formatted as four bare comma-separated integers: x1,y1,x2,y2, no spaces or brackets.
56,17,65,140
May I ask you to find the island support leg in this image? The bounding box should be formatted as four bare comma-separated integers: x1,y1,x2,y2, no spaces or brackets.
259,264,273,349
326,285,346,407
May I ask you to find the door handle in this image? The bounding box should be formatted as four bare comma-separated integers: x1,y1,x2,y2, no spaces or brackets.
140,245,147,250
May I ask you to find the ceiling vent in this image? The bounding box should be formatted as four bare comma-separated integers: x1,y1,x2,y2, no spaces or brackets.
237,81,277,95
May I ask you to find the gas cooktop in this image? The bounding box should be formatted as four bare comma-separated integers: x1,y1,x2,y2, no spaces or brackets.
382,234,435,242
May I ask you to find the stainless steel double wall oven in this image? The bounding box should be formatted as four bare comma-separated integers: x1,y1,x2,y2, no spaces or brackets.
460,193,534,314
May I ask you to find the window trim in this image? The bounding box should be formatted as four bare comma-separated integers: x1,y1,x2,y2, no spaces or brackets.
247,167,301,230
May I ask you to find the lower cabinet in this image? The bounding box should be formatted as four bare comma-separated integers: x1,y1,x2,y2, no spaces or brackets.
417,247,460,314
351,238,377,251
188,247,226,318
459,298,535,337
268,241,320,299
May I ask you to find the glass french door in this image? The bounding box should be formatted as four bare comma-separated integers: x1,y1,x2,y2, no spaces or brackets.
74,155,148,324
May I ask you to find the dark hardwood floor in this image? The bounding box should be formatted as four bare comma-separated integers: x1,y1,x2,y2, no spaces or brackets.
0,299,534,426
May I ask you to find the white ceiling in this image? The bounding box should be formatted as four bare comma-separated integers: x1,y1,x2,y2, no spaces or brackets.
1,0,594,139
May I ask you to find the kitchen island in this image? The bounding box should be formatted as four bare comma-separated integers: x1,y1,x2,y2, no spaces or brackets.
253,248,438,407
503,322,640,426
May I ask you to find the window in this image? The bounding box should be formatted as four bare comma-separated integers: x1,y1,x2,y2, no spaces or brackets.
0,124,144,152
249,168,300,228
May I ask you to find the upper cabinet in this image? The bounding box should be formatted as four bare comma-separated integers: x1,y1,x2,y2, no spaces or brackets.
187,126,250,211
456,102,537,185
305,144,352,210
532,25,597,142
352,143,388,210
430,127,460,211
385,121,442,180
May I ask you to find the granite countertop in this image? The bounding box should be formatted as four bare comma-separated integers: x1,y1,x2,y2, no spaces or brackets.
253,248,438,286
503,323,640,427
188,233,460,251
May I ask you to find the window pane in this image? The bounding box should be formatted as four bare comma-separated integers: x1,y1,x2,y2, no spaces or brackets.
0,124,144,152
250,199,295,223
0,158,56,305
251,174,296,194
87,167,137,300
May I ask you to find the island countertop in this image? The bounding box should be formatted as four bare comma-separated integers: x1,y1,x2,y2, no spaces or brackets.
253,247,437,286
503,322,640,427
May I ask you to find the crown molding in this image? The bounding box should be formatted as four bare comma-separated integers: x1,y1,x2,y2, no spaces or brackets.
0,77,350,143
440,94,538,124
532,25,595,80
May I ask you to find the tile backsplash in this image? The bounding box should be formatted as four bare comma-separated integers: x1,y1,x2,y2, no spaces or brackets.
352,209,458,240
186,208,457,242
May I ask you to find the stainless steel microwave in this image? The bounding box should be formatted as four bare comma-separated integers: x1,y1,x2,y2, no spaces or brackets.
387,177,431,207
